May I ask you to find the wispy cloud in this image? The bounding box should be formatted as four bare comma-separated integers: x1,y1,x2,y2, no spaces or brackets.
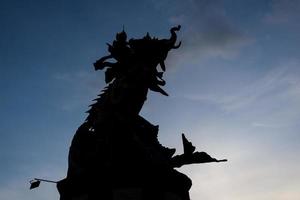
251,122,284,128
264,0,300,25
183,60,300,112
153,0,253,63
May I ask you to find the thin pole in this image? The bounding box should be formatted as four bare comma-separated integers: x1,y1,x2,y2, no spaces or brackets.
34,178,57,183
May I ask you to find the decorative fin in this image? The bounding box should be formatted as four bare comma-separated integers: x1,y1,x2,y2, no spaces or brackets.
157,72,164,79
105,68,115,83
182,133,196,155
149,85,169,96
160,61,166,71
156,79,166,86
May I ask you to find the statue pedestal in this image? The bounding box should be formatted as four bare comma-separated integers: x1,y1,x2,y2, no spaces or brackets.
112,188,182,200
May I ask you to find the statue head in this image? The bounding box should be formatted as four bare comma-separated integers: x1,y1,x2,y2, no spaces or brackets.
95,26,181,102
126,25,181,96
115,29,127,43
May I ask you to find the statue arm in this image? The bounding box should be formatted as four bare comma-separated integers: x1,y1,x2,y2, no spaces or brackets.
93,55,114,70
171,134,227,168
171,152,227,168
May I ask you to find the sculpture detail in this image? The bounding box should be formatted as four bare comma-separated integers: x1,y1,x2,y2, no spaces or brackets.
56,25,227,200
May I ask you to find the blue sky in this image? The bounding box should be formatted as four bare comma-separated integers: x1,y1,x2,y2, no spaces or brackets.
0,0,300,199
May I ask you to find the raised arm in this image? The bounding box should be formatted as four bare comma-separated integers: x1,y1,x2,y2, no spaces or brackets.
171,134,227,168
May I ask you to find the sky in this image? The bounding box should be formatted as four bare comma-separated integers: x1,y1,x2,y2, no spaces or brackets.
0,0,300,199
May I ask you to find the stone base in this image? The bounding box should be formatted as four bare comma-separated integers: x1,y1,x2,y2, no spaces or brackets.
112,188,182,200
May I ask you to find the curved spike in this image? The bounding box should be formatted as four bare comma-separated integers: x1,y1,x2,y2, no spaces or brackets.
172,41,182,49
107,43,113,52
170,25,181,32
156,79,166,86
149,85,169,96
168,25,181,48
145,32,151,40
160,61,166,71
157,72,164,79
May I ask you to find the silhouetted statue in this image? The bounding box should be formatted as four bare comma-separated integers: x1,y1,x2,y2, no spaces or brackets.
57,25,226,200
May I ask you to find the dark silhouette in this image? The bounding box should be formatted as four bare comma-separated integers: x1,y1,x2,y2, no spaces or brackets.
55,25,226,200
30,178,57,190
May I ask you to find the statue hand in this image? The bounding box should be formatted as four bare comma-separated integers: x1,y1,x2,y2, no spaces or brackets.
171,151,227,168
188,151,227,164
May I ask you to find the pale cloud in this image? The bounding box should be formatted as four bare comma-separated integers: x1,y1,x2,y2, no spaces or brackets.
186,160,300,200
176,122,300,200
